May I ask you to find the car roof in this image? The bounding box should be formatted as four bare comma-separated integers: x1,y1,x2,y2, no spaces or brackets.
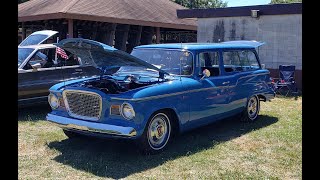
134,42,263,50
18,44,56,49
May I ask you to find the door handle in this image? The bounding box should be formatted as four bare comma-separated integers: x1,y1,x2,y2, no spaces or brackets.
75,69,83,72
222,81,230,85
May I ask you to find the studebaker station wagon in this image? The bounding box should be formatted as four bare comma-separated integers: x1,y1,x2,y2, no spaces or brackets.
46,38,275,153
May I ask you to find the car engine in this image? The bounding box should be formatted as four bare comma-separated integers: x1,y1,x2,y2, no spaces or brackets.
75,75,161,94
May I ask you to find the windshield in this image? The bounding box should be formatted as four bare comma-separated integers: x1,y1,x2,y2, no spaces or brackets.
18,48,34,67
130,49,193,75
19,34,48,46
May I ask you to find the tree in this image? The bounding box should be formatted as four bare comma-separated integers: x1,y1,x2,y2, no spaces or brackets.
270,0,302,4
171,0,228,9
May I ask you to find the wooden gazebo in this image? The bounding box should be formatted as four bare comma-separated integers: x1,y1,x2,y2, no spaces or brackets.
18,0,197,52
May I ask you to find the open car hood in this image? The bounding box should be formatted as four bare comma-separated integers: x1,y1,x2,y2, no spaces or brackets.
18,30,58,46
57,38,168,76
221,40,265,48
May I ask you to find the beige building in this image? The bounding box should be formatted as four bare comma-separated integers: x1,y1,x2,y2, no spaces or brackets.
178,3,302,89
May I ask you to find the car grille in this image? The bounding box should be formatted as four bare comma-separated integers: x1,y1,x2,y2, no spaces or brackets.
63,90,102,121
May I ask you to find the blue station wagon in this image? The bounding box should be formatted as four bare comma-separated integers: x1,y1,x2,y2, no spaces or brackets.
46,38,275,153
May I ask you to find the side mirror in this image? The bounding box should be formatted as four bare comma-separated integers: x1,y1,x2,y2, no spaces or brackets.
201,69,210,80
31,63,41,71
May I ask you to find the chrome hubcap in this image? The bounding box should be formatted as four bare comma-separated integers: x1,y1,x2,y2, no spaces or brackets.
148,113,170,150
247,97,258,119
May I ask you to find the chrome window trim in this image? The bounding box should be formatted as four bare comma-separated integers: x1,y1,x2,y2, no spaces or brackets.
62,90,103,121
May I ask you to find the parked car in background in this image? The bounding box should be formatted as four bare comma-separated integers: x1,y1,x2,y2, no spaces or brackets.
18,31,100,107
18,30,59,47
46,38,275,153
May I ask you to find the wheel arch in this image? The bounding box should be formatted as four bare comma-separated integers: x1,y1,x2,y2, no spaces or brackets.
257,94,267,102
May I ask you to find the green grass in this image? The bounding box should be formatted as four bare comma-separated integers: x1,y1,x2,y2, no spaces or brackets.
18,97,302,179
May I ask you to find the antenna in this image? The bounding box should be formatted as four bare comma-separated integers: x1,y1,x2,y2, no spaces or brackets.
180,42,182,81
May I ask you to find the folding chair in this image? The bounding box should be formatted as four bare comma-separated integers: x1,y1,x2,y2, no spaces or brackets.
274,65,298,96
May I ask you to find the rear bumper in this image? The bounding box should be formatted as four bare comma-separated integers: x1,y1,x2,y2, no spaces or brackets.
46,113,137,138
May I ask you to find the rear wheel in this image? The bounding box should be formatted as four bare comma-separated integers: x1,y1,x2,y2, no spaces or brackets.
241,95,260,122
138,112,172,154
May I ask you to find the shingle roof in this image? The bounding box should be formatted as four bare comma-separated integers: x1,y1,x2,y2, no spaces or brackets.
18,0,197,30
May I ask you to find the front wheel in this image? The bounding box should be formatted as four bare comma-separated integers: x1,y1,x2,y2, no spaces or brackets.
138,112,172,154
241,95,260,122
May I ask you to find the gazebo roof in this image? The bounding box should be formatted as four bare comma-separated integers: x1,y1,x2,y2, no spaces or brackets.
18,0,197,30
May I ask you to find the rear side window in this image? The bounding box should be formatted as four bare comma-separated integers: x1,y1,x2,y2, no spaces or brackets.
222,50,260,73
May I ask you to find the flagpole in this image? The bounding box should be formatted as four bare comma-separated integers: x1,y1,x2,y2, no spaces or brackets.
54,37,59,64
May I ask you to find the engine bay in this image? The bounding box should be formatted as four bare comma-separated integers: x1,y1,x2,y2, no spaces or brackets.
75,75,165,94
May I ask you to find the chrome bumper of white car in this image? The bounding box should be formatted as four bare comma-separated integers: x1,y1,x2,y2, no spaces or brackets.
46,113,137,137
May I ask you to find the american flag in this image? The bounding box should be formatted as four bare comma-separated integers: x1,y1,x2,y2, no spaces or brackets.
56,47,68,59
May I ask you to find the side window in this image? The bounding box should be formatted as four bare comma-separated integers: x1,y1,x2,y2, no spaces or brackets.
24,48,56,70
223,50,260,73
223,51,241,73
238,50,260,71
199,52,220,76
24,48,81,70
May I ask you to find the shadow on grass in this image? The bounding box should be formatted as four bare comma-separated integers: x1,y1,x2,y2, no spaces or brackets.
18,104,51,121
48,115,278,179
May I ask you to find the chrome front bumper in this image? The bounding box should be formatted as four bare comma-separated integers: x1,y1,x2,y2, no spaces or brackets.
46,113,137,137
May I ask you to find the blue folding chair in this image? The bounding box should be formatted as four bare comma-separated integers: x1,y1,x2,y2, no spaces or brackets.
274,65,298,96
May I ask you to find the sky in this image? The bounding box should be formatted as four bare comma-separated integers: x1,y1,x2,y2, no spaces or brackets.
223,0,271,7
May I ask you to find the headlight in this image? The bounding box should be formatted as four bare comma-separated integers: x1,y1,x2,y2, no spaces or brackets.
48,93,59,109
120,103,135,120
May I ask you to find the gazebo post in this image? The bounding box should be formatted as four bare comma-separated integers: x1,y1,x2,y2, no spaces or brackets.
126,25,143,53
115,24,130,51
140,26,154,45
136,26,142,45
105,23,117,46
68,19,73,38
156,27,160,44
